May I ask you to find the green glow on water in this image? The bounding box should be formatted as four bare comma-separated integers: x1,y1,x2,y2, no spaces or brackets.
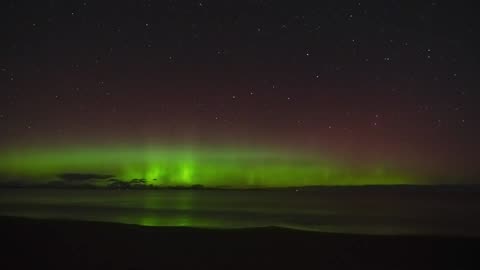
0,144,417,187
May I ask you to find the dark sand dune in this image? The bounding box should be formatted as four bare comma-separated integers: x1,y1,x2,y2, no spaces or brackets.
1,216,477,269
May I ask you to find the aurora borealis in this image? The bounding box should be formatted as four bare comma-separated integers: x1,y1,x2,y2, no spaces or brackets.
1,1,479,187
0,144,414,187
2,3,480,270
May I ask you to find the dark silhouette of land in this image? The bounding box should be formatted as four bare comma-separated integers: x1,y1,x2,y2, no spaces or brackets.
2,176,480,192
1,216,477,269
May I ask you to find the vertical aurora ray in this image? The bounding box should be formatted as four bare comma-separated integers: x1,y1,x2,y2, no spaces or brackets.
0,144,419,187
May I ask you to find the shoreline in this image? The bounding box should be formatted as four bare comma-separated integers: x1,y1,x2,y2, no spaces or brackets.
1,216,478,269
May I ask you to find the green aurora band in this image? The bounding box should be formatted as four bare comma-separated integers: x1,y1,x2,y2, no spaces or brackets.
0,145,418,187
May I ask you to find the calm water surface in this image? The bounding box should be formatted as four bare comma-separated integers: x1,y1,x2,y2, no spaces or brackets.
1,188,479,236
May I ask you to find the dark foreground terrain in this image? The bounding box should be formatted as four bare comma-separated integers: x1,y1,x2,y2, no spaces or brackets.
1,217,478,269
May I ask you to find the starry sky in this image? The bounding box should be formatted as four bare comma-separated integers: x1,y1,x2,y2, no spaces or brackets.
0,1,479,185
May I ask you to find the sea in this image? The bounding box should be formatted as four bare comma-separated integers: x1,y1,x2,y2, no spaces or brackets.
1,187,479,236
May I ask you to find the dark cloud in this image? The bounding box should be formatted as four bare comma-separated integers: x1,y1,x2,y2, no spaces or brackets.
58,173,114,182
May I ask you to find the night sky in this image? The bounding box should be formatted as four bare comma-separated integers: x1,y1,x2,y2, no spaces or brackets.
1,1,479,186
